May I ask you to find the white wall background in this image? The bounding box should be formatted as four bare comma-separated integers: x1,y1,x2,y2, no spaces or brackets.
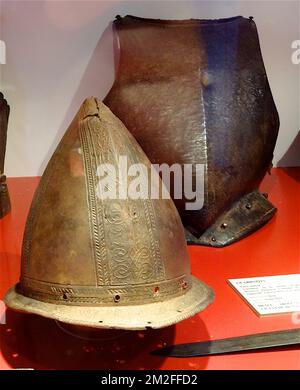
0,0,299,177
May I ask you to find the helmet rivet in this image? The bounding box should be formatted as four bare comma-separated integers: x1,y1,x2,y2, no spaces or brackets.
211,236,216,242
114,294,121,303
246,203,252,210
181,281,188,289
221,223,228,229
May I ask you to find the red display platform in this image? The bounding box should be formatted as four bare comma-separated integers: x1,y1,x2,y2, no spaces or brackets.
0,168,299,370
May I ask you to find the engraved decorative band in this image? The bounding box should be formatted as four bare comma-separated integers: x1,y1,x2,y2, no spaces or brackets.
20,274,191,306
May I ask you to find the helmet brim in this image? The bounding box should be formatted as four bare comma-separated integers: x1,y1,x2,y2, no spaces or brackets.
4,276,214,330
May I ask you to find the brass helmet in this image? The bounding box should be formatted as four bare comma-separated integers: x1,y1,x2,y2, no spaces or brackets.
5,98,213,329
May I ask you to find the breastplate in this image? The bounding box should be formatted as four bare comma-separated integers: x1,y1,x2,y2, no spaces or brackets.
104,15,280,247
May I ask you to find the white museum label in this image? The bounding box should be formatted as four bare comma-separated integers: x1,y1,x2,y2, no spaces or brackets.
228,274,300,316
